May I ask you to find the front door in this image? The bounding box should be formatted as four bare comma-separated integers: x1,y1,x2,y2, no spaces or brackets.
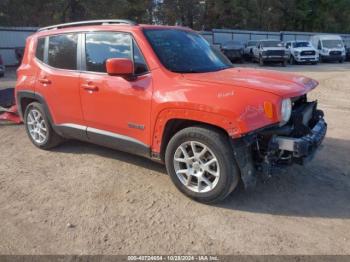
79,32,152,154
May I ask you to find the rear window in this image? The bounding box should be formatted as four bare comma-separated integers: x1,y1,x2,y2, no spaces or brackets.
48,34,78,70
35,37,45,61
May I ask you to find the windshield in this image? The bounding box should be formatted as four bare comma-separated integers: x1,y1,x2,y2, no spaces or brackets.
293,42,311,48
322,40,344,48
261,41,283,47
143,29,232,73
222,41,243,49
247,41,257,46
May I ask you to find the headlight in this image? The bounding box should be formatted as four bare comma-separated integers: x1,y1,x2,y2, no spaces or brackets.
294,51,299,56
280,98,292,125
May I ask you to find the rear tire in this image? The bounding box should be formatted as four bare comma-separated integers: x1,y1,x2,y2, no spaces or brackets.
165,126,240,203
24,102,63,150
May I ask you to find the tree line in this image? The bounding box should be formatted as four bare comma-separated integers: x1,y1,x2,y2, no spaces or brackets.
0,0,350,33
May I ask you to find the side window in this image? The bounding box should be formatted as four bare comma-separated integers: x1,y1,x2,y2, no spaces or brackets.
85,32,132,73
48,34,78,70
133,40,148,75
35,37,45,61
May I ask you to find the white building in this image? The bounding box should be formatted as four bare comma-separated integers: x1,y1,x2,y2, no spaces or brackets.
0,27,37,66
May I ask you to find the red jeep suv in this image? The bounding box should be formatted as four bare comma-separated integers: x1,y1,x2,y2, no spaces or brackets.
15,20,327,203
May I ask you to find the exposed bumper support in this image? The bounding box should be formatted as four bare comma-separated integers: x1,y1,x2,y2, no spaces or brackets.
274,118,327,159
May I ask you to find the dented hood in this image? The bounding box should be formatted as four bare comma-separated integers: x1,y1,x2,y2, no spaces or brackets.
183,67,318,98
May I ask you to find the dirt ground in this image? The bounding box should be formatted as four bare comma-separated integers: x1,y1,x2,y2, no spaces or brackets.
0,63,349,255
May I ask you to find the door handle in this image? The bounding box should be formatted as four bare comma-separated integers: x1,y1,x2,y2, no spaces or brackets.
38,78,51,85
81,83,99,92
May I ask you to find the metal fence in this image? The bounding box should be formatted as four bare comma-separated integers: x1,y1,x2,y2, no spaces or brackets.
201,29,350,48
1,26,350,65
0,27,37,66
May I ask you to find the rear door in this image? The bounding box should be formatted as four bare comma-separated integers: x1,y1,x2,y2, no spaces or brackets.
35,33,84,130
79,31,153,153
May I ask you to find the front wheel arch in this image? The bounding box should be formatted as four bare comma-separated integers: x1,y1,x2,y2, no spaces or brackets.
159,119,232,162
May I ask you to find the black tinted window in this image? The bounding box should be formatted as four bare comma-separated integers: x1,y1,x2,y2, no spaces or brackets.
133,40,148,75
48,34,78,70
35,37,45,61
85,32,132,73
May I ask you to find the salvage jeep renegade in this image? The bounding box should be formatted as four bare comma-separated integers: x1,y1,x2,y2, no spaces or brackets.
16,20,327,203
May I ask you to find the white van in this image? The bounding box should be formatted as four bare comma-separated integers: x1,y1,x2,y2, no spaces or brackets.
310,34,346,63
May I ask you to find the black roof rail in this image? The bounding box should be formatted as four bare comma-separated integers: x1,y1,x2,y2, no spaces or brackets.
38,19,138,32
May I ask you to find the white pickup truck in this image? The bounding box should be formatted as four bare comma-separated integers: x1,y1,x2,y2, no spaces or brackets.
285,41,319,64
243,40,257,60
252,40,288,66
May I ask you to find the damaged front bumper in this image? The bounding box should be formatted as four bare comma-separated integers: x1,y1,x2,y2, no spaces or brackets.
274,118,327,162
231,96,327,189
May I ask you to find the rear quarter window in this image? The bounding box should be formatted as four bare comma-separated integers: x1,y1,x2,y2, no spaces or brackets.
35,37,45,61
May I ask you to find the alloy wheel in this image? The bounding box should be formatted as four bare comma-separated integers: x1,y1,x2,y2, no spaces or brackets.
173,141,220,193
27,109,48,144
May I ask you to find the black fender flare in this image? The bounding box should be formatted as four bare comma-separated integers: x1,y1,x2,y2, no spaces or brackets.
16,91,59,133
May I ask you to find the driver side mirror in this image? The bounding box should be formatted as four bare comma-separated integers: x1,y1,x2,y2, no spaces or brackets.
106,58,134,78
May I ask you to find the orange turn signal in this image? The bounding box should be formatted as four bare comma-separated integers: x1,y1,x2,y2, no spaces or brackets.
264,101,274,119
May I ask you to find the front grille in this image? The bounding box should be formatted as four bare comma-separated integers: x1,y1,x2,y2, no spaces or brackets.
266,50,285,56
330,51,342,56
300,50,316,56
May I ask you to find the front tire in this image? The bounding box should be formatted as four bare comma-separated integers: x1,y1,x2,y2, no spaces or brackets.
24,102,63,149
165,126,240,203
